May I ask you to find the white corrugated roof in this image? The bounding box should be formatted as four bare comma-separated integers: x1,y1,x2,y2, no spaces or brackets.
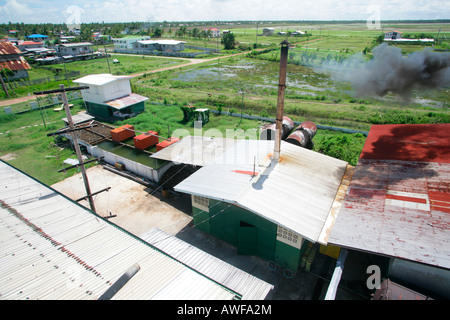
174,140,348,244
73,73,131,86
0,160,239,300
140,227,274,300
151,136,238,166
137,40,186,45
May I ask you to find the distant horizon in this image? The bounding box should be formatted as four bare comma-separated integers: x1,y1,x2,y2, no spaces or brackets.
1,0,449,25
2,18,450,26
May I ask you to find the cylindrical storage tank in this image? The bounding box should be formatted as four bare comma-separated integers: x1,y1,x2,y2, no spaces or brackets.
259,116,294,140
281,116,295,139
297,121,317,139
285,129,311,149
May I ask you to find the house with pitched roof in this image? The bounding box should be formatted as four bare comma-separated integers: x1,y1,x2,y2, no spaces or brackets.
73,74,148,121
0,41,31,81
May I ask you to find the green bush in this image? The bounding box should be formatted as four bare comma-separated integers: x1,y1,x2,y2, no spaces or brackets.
317,133,366,166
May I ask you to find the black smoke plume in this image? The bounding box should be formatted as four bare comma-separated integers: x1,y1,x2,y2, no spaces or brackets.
321,43,450,99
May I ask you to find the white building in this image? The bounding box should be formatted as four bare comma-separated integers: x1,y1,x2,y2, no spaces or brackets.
205,28,220,38
113,36,151,52
57,42,94,56
384,30,403,40
73,74,148,120
132,40,186,52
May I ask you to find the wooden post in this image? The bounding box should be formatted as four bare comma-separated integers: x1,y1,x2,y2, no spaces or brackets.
59,84,97,213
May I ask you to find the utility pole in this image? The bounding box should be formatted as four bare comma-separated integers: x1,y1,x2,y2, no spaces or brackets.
104,44,111,74
59,84,96,213
0,70,10,98
34,85,100,213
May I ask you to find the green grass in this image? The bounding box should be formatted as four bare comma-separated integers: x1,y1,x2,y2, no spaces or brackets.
0,100,90,185
1,21,449,184
44,54,187,76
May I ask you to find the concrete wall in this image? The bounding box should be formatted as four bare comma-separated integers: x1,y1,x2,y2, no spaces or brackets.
90,145,173,183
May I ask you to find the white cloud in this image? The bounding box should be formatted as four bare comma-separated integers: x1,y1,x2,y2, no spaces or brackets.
0,0,448,23
0,0,32,17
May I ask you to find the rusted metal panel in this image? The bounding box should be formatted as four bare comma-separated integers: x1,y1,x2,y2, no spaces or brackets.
372,279,432,300
0,41,22,55
105,93,148,109
329,124,450,270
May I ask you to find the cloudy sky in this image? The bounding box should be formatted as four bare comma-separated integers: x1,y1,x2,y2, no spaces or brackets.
0,0,449,24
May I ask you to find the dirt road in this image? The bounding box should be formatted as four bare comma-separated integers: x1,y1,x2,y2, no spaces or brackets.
0,38,321,107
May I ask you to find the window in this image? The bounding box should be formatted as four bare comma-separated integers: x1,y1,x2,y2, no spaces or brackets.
192,195,209,212
277,226,302,249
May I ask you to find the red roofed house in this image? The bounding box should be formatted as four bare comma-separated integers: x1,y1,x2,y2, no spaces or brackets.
18,41,44,52
0,41,31,81
204,28,220,38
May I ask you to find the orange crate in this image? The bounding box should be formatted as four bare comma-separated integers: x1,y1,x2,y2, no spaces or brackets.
133,131,159,150
156,137,180,151
111,125,135,142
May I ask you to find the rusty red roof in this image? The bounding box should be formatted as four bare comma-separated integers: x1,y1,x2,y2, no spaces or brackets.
0,41,22,55
329,123,450,269
360,123,450,164
0,41,31,71
0,57,31,71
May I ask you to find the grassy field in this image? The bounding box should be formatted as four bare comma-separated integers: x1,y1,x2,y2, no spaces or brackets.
1,21,449,184
0,99,93,185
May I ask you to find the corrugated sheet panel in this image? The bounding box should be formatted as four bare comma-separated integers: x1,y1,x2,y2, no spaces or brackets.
0,160,239,300
0,41,22,55
329,124,450,270
0,56,31,71
73,73,131,86
140,227,274,300
175,140,348,244
105,93,149,109
151,135,239,167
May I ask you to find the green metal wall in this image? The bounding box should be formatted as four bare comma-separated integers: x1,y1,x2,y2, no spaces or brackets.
85,101,145,120
192,198,302,271
85,102,112,119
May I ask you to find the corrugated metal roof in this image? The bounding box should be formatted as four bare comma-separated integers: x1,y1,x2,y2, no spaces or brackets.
174,139,348,244
105,93,149,110
73,74,131,86
59,42,93,47
137,40,186,45
140,227,274,300
151,135,238,166
0,42,31,72
329,124,450,270
0,41,22,55
0,160,240,300
0,56,31,71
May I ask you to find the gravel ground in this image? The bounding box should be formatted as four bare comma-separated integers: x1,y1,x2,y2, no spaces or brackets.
51,165,193,237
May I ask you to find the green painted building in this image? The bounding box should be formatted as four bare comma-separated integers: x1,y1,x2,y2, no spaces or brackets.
174,139,349,273
191,196,304,271
74,74,148,122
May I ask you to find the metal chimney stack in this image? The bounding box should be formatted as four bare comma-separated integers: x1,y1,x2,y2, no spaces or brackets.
273,40,290,162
